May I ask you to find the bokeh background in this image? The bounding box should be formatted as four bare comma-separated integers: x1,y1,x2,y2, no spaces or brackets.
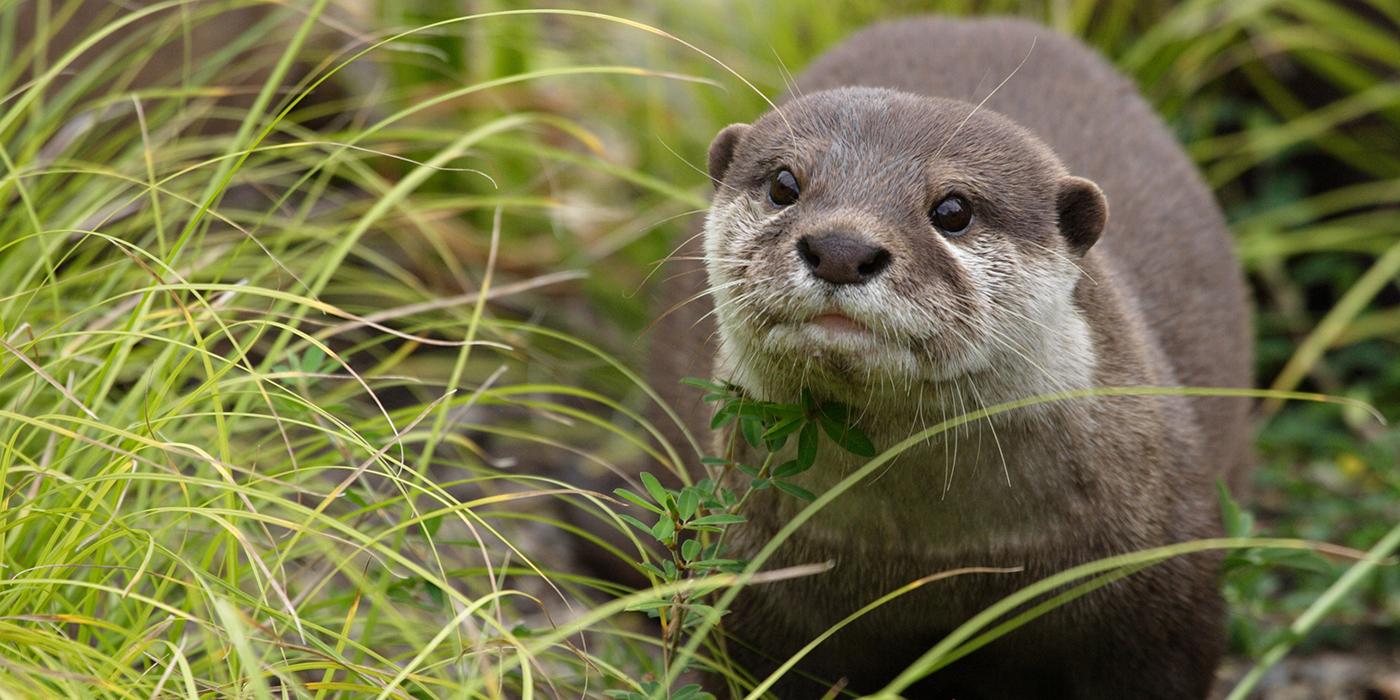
1,0,1396,697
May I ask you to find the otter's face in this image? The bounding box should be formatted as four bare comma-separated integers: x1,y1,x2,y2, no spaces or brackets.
702,87,1106,402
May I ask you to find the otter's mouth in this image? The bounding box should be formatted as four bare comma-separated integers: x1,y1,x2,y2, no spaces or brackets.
763,309,886,353
809,311,869,335
754,308,924,385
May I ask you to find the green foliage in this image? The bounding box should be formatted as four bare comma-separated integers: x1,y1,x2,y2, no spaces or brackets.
616,379,874,692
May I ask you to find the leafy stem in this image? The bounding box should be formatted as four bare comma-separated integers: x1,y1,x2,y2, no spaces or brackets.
609,378,876,699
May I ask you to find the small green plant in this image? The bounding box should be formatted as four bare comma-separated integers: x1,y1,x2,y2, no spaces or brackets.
611,378,876,695
1218,482,1342,655
605,680,712,700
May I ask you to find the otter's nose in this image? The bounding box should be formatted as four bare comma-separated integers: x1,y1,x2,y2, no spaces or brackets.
796,234,892,285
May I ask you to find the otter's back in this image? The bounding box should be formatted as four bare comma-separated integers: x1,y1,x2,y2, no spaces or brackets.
793,17,1252,481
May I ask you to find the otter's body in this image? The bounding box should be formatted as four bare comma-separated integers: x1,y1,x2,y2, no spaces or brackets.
652,16,1251,699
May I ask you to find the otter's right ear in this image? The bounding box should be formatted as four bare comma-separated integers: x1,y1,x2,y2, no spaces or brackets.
707,123,750,189
1056,176,1108,256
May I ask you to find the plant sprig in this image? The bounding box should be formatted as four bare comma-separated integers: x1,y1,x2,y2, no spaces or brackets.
611,378,877,696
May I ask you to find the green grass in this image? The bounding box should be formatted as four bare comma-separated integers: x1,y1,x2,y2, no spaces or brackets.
0,0,1396,697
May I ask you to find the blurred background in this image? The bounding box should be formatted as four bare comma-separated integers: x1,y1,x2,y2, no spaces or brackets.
1,1,1396,697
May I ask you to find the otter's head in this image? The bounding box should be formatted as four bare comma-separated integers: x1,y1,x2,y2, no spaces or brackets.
702,87,1107,404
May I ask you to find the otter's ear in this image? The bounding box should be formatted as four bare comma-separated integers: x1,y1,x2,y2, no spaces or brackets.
707,123,750,188
1056,176,1108,256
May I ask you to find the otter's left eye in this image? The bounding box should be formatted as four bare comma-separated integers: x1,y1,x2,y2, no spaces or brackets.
769,169,800,206
931,195,972,235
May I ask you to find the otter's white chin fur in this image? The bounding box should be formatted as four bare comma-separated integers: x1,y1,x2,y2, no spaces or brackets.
775,318,879,347
765,321,920,370
719,319,984,400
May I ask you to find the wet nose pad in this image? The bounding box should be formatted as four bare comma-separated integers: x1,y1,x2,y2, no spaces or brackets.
795,233,892,285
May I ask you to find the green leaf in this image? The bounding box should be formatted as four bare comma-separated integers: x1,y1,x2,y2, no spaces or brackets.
710,404,738,429
299,345,327,373
774,480,816,501
639,472,668,507
689,513,745,526
1217,480,1253,537
617,514,654,536
740,415,763,448
671,684,705,700
819,401,852,424
1263,548,1337,575
614,487,664,514
798,420,819,468
678,488,700,521
651,516,675,541
681,538,701,561
679,606,723,630
423,581,446,607
842,428,877,457
772,460,804,478
761,414,806,442
819,411,876,457
343,489,368,509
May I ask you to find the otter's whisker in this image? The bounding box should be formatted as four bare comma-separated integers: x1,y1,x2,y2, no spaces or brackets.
968,379,1012,488
633,223,717,295
693,285,765,329
935,36,1037,162
772,46,803,99
644,279,748,336
1016,237,1098,284
657,134,742,194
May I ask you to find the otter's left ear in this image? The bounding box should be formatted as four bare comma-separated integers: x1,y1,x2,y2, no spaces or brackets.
1056,176,1108,256
707,123,750,189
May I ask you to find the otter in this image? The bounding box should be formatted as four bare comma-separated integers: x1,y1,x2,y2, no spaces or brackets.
649,15,1253,700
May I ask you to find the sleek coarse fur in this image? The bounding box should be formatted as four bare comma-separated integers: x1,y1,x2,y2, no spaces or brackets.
649,15,1253,700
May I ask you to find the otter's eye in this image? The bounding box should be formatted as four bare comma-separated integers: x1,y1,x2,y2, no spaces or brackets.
768,169,800,206
931,195,972,235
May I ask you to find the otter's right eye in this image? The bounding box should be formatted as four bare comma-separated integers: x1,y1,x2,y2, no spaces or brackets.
768,169,800,206
931,194,972,235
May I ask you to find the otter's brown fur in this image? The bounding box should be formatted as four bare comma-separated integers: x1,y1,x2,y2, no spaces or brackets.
648,15,1253,700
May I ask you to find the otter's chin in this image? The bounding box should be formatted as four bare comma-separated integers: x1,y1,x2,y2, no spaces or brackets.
749,321,922,380
724,316,987,392
768,319,884,351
